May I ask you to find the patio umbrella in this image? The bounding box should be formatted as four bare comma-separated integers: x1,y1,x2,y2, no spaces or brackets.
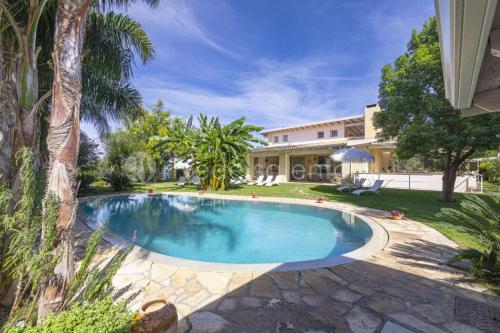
330,148,374,191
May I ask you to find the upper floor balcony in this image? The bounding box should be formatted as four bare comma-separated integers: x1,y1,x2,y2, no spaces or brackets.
261,114,366,146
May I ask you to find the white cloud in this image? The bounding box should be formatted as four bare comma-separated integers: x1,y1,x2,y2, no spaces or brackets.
129,0,239,58
136,58,376,130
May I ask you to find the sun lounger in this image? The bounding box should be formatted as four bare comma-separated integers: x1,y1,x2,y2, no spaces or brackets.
257,175,274,186
352,180,384,196
248,175,264,185
192,175,201,188
337,178,366,192
265,176,281,187
229,179,241,185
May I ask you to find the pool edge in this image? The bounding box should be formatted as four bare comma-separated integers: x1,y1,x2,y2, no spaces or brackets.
77,192,389,273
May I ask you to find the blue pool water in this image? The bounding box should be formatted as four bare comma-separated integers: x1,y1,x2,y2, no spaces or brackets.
78,194,372,264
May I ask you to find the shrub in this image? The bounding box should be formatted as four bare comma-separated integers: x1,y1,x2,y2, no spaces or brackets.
6,298,134,333
480,159,500,184
103,169,131,191
2,148,130,328
78,133,100,195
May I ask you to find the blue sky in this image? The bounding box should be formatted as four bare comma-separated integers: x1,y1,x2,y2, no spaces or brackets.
82,0,435,139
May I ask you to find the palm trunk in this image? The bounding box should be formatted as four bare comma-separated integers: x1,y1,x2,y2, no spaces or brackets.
38,0,89,319
0,0,48,199
0,39,17,185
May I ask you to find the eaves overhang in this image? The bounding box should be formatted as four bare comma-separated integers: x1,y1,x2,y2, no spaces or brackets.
435,0,500,116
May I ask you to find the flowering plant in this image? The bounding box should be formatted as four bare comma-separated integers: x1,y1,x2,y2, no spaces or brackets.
390,210,403,220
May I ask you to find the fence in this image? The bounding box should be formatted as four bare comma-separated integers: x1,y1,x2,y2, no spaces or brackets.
355,172,482,193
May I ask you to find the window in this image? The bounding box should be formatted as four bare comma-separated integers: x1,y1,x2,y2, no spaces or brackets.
330,130,338,137
283,135,288,142
273,136,279,143
317,131,324,139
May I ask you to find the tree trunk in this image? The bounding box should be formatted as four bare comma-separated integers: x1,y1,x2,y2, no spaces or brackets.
0,39,17,185
441,153,458,202
486,250,497,272
38,0,89,319
1,0,48,199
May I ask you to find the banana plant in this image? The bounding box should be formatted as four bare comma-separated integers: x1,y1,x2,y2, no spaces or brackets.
192,115,265,191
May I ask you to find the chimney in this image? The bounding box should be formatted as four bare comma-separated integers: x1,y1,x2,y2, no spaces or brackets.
364,104,380,139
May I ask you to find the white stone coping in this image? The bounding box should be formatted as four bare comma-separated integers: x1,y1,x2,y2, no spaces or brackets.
77,192,389,273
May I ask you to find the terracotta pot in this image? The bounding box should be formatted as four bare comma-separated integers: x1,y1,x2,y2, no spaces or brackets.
132,299,177,333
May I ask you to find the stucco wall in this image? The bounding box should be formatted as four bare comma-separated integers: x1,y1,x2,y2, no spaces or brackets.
266,123,346,145
364,104,380,139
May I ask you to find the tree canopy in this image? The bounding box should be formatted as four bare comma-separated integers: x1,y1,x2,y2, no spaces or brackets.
374,17,500,202
127,100,172,180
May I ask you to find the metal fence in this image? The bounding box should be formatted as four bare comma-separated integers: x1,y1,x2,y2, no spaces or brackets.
355,172,482,193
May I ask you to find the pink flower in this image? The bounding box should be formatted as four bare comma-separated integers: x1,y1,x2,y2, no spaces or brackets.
391,210,401,216
131,229,138,243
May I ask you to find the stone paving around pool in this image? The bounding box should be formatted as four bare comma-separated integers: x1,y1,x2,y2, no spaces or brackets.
75,194,500,333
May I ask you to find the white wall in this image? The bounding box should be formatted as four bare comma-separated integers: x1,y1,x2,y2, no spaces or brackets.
356,173,478,193
267,123,345,144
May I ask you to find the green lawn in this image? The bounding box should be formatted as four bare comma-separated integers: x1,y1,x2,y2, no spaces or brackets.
84,181,499,253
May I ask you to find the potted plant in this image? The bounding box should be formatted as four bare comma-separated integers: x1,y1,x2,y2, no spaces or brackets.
132,298,177,333
147,188,154,194
316,196,325,203
390,210,403,220
252,192,258,198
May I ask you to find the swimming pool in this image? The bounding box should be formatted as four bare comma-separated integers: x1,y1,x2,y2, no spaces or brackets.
79,194,376,267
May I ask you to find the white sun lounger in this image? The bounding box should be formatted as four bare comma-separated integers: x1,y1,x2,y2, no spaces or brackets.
178,176,187,186
352,180,384,196
248,175,264,185
192,175,201,187
257,175,274,186
265,176,281,187
337,178,366,192
229,179,241,185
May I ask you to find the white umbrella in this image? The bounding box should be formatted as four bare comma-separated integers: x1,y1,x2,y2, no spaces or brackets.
330,148,373,191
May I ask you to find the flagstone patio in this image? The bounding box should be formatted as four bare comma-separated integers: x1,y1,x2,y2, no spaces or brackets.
75,194,500,333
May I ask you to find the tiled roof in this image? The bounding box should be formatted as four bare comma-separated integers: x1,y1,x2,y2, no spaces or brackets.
260,114,364,135
250,138,348,153
250,138,396,153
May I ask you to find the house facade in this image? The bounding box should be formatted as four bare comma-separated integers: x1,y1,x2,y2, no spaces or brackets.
247,104,397,183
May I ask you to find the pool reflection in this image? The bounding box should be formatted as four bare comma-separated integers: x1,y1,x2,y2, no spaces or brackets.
78,195,372,264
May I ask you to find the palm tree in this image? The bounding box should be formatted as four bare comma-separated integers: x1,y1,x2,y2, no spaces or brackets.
438,194,499,273
39,0,158,317
82,11,154,135
0,2,154,194
0,0,53,197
